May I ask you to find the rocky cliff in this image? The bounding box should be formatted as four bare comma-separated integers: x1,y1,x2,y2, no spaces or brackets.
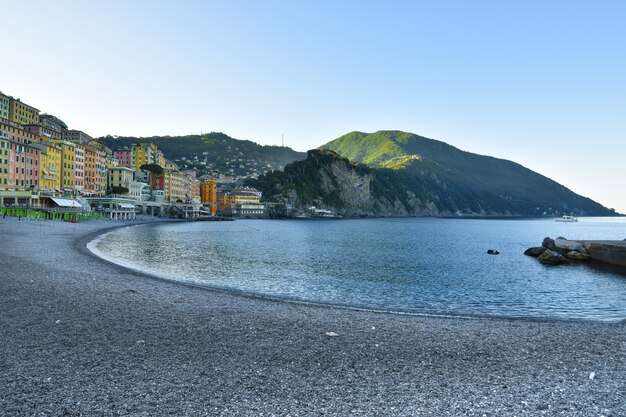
247,146,616,218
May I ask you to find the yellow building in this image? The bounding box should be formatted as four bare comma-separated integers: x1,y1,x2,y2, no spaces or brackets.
51,140,76,195
91,141,110,196
132,143,164,171
8,97,40,125
164,162,185,202
108,166,135,192
217,187,263,216
201,178,218,215
37,141,62,195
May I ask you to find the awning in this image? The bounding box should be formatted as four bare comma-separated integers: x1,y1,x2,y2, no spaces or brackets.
51,197,83,208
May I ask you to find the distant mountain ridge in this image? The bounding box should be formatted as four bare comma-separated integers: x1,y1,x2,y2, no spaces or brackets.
248,130,615,217
99,132,306,178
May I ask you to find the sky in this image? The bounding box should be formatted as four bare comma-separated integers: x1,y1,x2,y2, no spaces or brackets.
2,0,625,212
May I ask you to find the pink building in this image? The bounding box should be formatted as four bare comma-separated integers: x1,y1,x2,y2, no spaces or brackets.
113,149,132,168
0,120,40,193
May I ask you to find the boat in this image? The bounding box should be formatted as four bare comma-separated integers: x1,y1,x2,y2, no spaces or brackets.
555,214,578,222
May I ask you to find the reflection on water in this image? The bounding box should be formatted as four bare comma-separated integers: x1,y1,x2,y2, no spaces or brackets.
91,217,626,321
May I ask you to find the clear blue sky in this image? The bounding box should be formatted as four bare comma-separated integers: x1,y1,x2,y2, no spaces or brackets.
2,0,625,212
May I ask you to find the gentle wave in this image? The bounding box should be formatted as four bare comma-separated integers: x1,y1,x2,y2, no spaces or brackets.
89,217,626,322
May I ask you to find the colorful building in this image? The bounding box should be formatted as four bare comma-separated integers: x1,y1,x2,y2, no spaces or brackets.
132,143,164,171
0,92,9,120
74,144,85,194
51,140,76,196
200,178,218,215
67,129,94,144
83,144,98,195
0,120,40,193
35,141,62,195
92,142,112,196
8,97,40,125
217,187,264,217
113,149,132,168
164,161,185,202
0,136,40,192
107,166,135,192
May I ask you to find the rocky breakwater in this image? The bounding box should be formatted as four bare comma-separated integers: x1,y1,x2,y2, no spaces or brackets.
524,237,591,264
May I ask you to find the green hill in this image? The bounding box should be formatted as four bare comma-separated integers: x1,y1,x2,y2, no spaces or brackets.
99,132,306,178
248,131,616,217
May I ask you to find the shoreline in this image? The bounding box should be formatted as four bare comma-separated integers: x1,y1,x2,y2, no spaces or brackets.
85,218,626,325
84,222,623,325
2,217,625,415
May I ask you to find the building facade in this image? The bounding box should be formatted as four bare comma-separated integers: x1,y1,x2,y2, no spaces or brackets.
8,97,40,125
74,144,85,194
107,166,135,192
132,143,164,171
113,149,132,168
36,141,62,195
0,120,40,193
67,129,94,144
51,140,76,195
217,187,264,217
200,178,218,215
164,161,185,202
0,92,9,120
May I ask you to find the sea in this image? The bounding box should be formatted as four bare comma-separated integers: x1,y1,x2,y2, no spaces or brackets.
88,217,626,322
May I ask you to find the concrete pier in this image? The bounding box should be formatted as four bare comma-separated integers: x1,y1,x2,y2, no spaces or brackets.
578,240,626,268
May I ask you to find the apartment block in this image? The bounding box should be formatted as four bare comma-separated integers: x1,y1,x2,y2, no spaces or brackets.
50,140,76,194
67,129,94,144
75,144,85,194
35,141,62,195
83,144,98,195
0,92,9,120
164,161,185,202
108,166,135,191
0,120,40,191
113,149,132,168
8,97,40,125
132,143,165,171
200,178,217,215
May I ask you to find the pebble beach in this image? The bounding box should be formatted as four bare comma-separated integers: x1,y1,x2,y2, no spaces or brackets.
1,217,625,416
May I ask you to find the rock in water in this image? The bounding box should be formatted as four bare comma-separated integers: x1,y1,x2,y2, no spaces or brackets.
537,249,569,264
524,247,547,257
555,238,587,254
566,251,591,261
542,237,556,251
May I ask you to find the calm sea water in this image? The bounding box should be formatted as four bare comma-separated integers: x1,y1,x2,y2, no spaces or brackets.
89,217,626,322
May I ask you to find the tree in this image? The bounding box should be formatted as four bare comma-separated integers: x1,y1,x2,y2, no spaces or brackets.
112,186,129,195
140,163,164,175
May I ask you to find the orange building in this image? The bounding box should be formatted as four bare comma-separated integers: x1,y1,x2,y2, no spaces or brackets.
200,178,217,215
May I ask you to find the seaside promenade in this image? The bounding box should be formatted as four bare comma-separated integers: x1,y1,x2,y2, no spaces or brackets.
1,217,624,416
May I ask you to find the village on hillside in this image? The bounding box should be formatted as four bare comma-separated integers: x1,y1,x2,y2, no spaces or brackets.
0,90,269,220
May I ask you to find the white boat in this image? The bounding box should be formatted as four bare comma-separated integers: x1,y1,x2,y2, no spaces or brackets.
555,214,578,222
